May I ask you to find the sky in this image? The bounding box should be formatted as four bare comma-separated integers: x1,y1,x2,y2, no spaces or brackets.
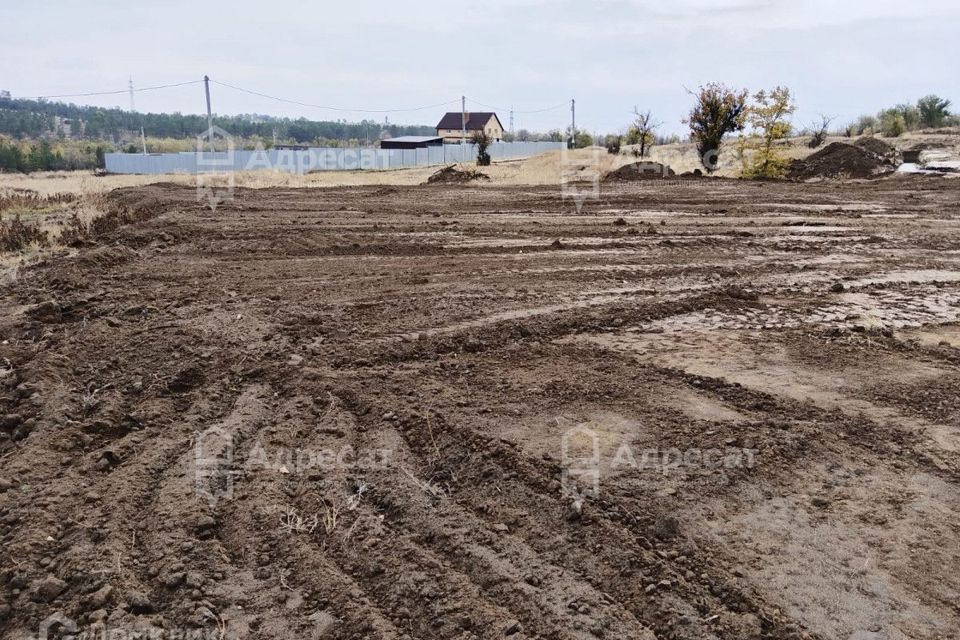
2,0,958,136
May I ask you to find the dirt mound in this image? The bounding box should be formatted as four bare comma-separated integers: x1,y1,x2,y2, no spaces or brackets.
854,137,900,164
788,141,898,180
73,244,139,268
425,165,490,185
603,161,675,181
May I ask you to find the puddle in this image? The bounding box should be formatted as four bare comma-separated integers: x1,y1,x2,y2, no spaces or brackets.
846,270,960,286
756,202,889,212
900,323,960,348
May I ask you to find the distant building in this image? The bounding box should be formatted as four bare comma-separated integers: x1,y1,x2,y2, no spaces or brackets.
379,136,444,150
435,112,504,142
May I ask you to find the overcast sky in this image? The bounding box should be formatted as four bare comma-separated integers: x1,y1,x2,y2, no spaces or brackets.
3,0,958,135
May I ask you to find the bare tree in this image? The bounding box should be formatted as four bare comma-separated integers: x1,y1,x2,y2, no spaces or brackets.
807,114,834,149
627,108,662,158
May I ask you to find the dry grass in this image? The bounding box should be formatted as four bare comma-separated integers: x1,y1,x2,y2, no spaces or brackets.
2,133,934,200
0,183,112,274
0,139,825,197
0,214,49,252
0,171,195,197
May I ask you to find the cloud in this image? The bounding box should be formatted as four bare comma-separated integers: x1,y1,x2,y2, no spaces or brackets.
2,0,957,133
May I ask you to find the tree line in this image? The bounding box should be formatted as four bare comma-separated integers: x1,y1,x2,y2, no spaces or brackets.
0,137,106,172
846,95,956,137
0,93,434,145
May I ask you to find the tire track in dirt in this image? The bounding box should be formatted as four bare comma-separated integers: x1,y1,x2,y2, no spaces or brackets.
4,179,960,639
326,377,819,640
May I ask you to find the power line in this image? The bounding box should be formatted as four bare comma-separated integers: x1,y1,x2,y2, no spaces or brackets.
210,79,461,114
465,96,568,114
32,79,204,100
19,79,568,119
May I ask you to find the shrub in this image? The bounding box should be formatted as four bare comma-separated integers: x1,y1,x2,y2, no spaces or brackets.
0,214,49,251
846,115,877,137
606,135,622,155
878,109,907,137
471,131,491,166
573,130,594,149
808,115,834,148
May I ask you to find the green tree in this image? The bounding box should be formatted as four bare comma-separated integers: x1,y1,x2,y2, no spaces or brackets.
742,86,796,178
918,95,952,128
686,83,748,173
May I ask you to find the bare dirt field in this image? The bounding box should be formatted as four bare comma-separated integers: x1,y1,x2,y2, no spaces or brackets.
2,174,960,640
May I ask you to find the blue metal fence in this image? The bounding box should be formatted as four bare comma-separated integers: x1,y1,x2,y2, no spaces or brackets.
105,141,564,175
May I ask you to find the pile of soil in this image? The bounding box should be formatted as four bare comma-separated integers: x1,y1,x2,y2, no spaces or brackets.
426,165,490,184
789,139,899,180
854,137,900,164
603,161,675,182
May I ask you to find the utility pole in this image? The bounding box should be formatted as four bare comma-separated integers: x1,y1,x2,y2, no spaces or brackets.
131,77,143,154
509,107,514,137
203,75,214,151
461,95,467,148
570,98,576,149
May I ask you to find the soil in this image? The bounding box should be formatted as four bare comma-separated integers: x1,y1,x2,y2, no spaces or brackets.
2,176,960,640
788,140,899,180
853,137,899,164
603,162,676,181
426,166,490,185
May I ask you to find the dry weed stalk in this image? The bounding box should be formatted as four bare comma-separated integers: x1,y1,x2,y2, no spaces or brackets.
425,411,441,460
81,383,101,416
279,508,319,535
320,498,341,535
